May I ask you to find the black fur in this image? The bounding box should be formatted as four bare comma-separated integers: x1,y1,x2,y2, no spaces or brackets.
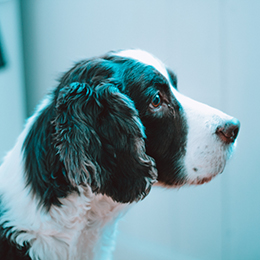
0,199,30,259
54,81,157,203
22,52,187,210
0,227,30,260
22,101,78,209
1,50,189,259
0,237,30,260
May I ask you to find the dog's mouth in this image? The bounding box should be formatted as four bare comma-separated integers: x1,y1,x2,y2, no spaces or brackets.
189,174,216,185
187,167,224,185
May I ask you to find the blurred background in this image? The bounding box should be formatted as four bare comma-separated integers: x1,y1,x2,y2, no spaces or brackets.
0,0,259,259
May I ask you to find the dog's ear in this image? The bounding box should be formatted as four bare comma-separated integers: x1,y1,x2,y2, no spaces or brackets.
54,82,101,189
94,82,158,202
54,82,157,203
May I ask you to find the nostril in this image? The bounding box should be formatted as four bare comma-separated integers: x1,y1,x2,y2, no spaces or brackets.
216,118,240,144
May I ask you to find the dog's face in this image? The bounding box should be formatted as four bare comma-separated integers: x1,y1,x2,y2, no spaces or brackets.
23,49,239,208
111,50,240,186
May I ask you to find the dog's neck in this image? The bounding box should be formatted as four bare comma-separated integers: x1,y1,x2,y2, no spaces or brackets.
0,130,129,260
0,167,128,259
46,188,128,260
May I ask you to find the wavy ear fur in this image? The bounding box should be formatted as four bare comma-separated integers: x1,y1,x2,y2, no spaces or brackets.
54,82,101,189
54,82,157,203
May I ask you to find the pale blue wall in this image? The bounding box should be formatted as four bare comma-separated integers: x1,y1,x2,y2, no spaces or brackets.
0,0,25,161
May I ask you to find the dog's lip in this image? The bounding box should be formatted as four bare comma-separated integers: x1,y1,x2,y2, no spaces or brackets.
195,177,213,185
189,172,219,185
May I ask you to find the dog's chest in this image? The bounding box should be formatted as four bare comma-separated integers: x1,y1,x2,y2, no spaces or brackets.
49,190,128,260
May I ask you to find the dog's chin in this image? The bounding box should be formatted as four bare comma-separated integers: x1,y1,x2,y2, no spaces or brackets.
185,157,227,186
188,172,219,185
154,156,228,188
181,139,237,187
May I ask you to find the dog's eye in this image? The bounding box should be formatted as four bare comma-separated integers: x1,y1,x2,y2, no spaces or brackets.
151,94,162,108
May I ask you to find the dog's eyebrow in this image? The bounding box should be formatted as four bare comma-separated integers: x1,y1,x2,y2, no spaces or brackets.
166,68,178,89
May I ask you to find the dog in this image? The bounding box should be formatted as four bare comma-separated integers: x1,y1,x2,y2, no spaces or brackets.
0,49,240,260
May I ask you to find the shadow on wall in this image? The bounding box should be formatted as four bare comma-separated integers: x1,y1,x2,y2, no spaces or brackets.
0,35,6,68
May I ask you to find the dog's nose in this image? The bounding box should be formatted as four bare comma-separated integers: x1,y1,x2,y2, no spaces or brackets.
216,118,240,144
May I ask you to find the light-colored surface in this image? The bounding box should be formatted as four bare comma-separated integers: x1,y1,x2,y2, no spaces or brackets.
0,0,25,161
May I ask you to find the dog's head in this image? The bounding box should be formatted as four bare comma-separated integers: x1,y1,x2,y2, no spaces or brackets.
23,49,239,208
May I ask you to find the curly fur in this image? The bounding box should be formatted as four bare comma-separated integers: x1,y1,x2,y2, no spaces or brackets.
0,49,239,259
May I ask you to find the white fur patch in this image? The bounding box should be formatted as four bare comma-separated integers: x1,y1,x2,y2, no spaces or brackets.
0,96,129,260
117,49,237,185
116,49,170,81
172,88,236,184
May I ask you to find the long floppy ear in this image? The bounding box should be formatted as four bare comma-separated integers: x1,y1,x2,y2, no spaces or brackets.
95,82,157,202
54,82,101,189
54,82,157,203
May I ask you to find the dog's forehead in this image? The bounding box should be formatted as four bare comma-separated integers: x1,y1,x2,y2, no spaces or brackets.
115,49,170,81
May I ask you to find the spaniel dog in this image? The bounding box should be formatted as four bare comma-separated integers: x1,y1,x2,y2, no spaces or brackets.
0,49,240,260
